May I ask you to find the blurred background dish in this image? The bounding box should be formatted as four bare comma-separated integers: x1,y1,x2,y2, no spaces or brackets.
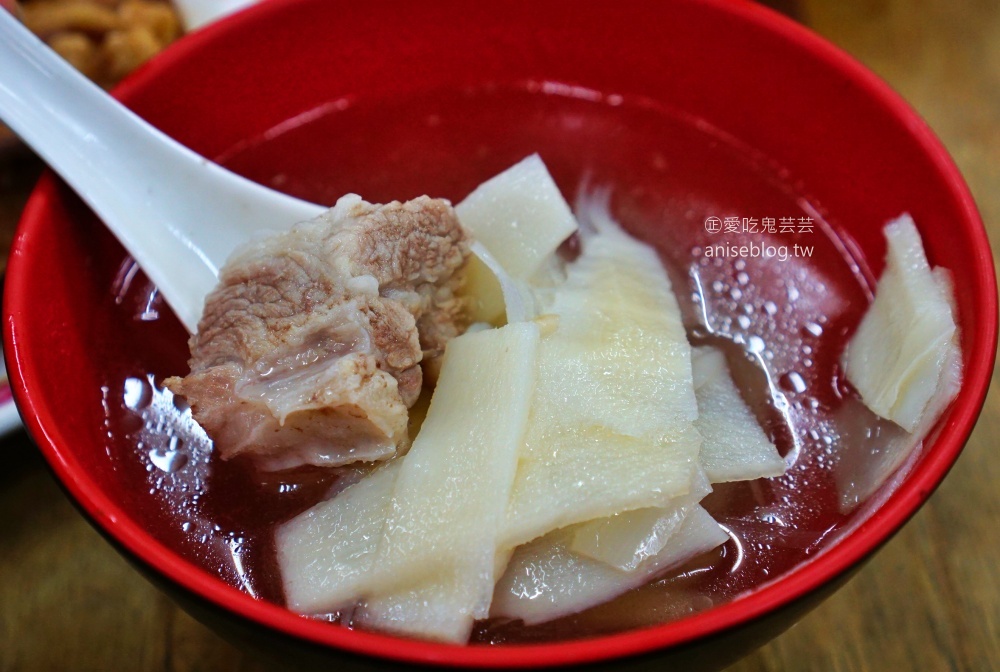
0,0,182,149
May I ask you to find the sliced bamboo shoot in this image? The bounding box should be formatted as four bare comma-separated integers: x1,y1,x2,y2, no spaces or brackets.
276,460,401,613
692,346,784,483
569,468,712,571
503,217,700,548
837,269,963,510
841,214,961,432
456,154,577,280
276,323,539,618
492,506,728,625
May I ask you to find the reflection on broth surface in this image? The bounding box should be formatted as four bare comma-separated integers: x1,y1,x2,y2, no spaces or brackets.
101,84,904,642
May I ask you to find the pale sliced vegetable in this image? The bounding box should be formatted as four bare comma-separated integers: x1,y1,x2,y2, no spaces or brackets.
837,272,963,511
456,154,577,280
276,460,401,613
503,219,701,548
569,468,711,571
355,545,516,643
692,346,785,483
842,214,961,432
355,581,481,644
912,270,963,441
276,323,540,618
492,505,728,625
530,223,697,438
505,426,699,549
463,251,507,325
352,551,512,644
465,241,535,324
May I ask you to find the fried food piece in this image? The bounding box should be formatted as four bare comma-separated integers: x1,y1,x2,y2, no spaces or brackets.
17,0,181,88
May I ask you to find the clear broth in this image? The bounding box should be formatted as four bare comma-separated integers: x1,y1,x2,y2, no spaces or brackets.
103,85,906,643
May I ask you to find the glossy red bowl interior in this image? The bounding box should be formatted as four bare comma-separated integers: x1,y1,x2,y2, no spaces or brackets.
4,0,996,669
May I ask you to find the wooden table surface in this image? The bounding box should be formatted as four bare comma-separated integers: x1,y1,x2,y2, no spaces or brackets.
1,1,998,670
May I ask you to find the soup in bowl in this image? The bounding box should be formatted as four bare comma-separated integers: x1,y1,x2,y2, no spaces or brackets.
4,0,995,669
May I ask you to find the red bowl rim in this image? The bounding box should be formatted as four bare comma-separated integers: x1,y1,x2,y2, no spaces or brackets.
4,0,996,668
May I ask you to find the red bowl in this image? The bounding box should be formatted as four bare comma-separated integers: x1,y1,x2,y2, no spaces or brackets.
4,0,996,669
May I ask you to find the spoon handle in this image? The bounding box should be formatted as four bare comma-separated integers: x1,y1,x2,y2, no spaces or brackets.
0,10,323,332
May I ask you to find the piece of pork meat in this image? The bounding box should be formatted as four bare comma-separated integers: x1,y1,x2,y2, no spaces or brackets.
164,194,471,471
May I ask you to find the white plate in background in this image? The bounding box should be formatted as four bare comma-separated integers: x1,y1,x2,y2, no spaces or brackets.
0,354,20,435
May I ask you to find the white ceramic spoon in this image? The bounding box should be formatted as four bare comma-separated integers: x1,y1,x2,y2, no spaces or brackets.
0,9,325,333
